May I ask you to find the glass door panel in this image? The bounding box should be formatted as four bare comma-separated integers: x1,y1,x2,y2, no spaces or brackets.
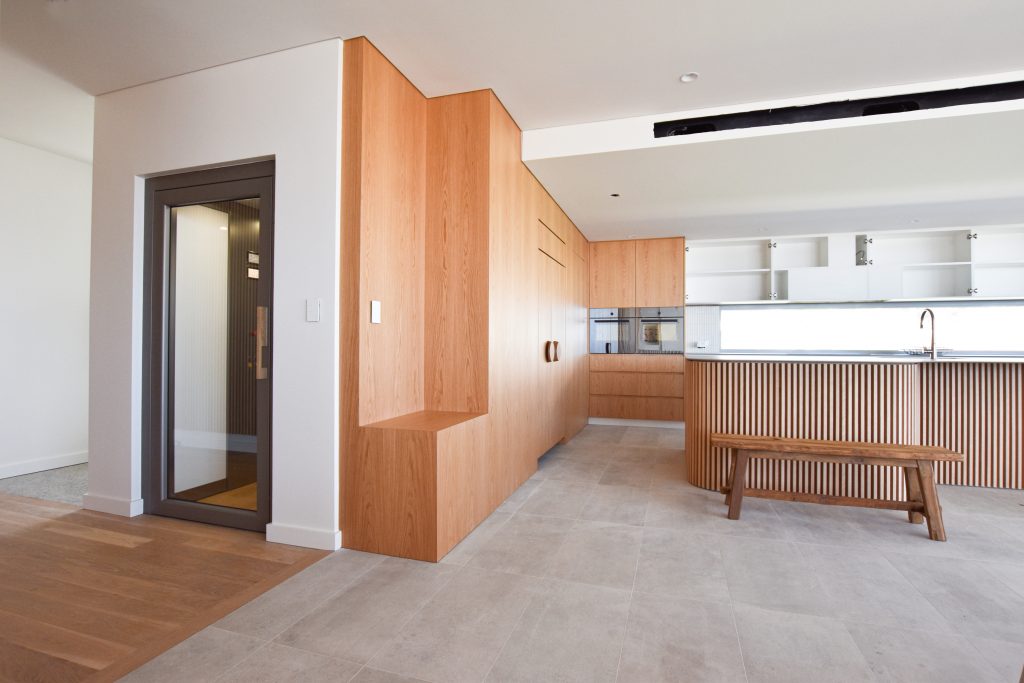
169,200,261,512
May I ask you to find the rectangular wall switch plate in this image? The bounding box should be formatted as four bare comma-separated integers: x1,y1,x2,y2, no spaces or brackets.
370,300,382,324
306,298,321,322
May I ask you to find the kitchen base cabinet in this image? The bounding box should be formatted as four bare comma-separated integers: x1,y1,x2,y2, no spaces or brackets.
590,395,684,421
589,354,685,421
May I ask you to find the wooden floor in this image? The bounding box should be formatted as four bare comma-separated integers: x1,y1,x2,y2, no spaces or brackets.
198,482,258,511
0,493,326,683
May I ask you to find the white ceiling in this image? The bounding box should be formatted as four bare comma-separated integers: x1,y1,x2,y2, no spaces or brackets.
3,1,1023,237
524,107,1024,241
3,0,1024,132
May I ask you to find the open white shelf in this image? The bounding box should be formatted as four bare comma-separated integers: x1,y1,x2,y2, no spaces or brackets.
686,225,1024,304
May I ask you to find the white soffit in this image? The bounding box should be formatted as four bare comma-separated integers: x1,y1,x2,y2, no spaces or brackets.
522,90,1024,242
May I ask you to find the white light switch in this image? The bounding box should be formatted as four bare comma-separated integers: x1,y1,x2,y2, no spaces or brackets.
370,300,382,324
306,298,321,323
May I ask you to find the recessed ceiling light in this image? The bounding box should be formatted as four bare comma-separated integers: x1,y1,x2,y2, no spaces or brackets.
610,193,620,197
679,72,700,83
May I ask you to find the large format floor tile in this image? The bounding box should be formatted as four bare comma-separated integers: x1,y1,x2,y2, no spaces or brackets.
617,592,746,682
484,580,631,683
368,568,547,683
275,558,459,663
733,605,874,683
126,425,1024,682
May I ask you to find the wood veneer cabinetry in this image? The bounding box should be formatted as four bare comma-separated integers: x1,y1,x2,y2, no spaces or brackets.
341,38,589,562
636,238,686,307
590,240,636,308
589,237,685,308
590,354,685,421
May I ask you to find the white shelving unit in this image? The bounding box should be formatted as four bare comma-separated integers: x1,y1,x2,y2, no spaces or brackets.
686,224,1024,304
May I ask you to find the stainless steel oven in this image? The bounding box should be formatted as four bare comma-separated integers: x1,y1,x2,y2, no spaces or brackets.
589,308,637,354
636,307,685,354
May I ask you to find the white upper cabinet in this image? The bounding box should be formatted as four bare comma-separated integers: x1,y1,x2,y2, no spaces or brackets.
686,224,1024,304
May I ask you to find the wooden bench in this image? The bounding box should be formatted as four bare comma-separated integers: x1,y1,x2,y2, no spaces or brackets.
711,433,964,541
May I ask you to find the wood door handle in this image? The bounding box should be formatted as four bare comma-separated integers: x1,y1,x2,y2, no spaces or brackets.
553,340,560,362
256,306,269,380
544,340,553,363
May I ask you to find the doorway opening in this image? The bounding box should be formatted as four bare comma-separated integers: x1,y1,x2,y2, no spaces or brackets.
143,161,274,531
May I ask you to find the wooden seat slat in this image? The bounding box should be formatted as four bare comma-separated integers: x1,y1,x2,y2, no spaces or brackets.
710,434,962,462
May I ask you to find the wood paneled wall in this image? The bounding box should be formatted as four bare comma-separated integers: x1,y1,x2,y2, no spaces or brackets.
341,38,590,560
685,361,920,500
340,38,427,556
425,92,490,413
921,363,1023,489
343,38,427,428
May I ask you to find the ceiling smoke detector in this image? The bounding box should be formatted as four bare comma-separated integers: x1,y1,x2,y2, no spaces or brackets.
679,72,700,83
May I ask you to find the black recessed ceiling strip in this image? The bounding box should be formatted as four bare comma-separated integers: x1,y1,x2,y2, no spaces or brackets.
653,80,1024,138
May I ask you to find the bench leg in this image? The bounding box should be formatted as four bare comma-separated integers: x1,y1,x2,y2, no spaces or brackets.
724,449,736,506
917,460,946,541
903,466,925,524
727,451,749,521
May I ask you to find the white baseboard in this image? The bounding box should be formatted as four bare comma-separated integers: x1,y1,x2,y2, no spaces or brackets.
83,493,144,517
588,417,685,430
266,522,341,551
0,451,88,480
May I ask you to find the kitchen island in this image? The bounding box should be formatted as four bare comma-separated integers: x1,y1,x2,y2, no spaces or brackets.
685,355,1023,500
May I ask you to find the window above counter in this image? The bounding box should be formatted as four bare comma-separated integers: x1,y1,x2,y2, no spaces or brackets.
711,300,1024,358
685,225,1024,305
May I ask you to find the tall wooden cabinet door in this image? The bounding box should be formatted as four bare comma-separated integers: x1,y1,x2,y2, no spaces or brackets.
590,240,636,308
564,249,589,440
636,237,685,307
538,251,566,450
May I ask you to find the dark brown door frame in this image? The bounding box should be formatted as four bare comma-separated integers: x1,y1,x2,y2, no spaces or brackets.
142,160,274,531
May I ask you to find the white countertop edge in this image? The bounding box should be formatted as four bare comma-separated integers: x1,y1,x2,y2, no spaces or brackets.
685,354,1024,364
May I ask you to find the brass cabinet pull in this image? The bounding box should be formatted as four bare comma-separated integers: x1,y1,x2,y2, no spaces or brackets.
544,340,553,363
256,305,269,380
553,340,560,362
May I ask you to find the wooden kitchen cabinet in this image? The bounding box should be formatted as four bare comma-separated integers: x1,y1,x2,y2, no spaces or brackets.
589,354,685,422
590,237,686,308
590,240,636,308
636,237,685,307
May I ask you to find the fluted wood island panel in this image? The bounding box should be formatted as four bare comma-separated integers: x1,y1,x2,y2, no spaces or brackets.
686,359,1024,499
685,361,921,500
921,362,1023,489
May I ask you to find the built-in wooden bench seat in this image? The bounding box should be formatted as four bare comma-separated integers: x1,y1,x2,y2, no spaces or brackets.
710,433,964,541
346,410,489,562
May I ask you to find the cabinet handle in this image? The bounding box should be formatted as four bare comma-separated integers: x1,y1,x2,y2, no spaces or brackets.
544,340,553,363
553,340,560,362
256,305,269,380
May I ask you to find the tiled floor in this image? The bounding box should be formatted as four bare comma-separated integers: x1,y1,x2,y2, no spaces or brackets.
123,425,1024,683
0,462,87,505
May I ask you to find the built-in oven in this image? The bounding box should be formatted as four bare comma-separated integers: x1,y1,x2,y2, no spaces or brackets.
589,308,637,354
636,307,685,354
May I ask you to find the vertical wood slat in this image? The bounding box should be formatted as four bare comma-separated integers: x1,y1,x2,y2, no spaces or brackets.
921,363,1023,489
685,361,920,500
686,360,1023,498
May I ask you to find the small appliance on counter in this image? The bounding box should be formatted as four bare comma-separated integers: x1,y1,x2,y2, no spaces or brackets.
589,306,684,354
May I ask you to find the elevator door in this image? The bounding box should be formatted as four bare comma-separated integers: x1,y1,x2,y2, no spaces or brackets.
144,162,274,531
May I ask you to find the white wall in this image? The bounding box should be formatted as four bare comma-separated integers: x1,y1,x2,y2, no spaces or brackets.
88,40,343,550
0,137,92,478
